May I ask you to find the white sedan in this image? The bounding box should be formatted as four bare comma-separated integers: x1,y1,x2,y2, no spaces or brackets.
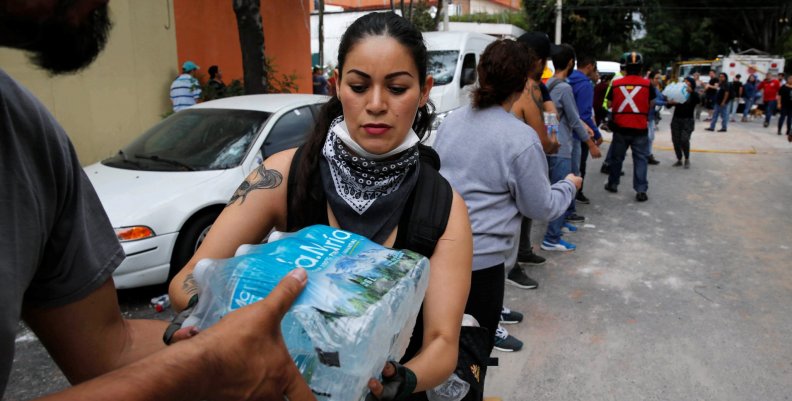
85,94,328,289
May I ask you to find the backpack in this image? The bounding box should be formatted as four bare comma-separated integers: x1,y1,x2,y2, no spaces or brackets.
287,143,494,401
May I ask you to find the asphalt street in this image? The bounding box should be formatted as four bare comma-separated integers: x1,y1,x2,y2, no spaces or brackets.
486,112,792,400
5,111,792,401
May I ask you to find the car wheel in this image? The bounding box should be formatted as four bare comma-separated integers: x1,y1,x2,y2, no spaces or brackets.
169,211,219,281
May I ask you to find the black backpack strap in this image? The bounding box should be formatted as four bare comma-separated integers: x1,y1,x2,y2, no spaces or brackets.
286,145,328,231
396,146,453,258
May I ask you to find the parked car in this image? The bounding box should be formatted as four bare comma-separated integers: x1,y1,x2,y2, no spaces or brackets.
85,94,329,289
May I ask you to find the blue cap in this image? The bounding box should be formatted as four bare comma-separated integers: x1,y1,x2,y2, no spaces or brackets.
182,61,199,72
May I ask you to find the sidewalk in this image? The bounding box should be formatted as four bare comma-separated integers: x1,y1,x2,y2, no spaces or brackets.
485,112,792,400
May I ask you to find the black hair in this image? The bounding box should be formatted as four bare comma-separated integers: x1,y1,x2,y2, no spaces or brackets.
291,12,434,221
551,44,575,75
719,72,728,82
472,40,534,109
577,54,596,69
208,65,219,79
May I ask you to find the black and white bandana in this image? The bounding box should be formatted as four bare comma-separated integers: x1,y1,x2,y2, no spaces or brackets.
319,116,420,243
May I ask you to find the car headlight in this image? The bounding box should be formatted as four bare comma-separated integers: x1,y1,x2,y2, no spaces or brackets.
115,226,155,242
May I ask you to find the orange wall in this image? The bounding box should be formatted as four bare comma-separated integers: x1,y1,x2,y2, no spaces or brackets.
173,0,311,93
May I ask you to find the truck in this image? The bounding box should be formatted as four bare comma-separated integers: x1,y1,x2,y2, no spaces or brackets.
711,51,786,82
669,59,716,82
422,31,495,145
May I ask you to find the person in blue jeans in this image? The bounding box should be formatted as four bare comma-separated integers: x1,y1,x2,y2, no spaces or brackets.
706,73,731,132
568,55,603,204
604,51,655,202
647,71,666,163
741,74,758,122
541,44,601,252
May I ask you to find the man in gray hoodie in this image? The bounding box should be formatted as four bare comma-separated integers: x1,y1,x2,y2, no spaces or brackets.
541,44,601,252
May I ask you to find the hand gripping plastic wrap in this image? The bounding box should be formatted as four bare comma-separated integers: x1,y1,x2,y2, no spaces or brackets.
662,81,690,104
182,225,430,401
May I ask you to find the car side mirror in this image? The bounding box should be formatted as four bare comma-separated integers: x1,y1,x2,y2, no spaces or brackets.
461,68,476,87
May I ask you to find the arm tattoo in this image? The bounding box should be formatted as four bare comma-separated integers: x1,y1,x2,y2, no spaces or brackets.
530,83,544,109
226,163,283,207
182,273,198,297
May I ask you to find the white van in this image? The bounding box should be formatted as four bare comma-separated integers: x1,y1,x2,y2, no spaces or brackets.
423,31,495,144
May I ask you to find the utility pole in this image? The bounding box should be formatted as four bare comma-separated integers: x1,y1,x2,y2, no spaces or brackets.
554,0,562,44
443,0,450,31
318,0,324,67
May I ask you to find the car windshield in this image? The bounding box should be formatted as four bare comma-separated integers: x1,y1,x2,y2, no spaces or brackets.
103,109,271,171
428,50,459,86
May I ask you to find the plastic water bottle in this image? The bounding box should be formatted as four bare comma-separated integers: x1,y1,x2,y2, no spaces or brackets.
543,112,559,137
183,225,431,401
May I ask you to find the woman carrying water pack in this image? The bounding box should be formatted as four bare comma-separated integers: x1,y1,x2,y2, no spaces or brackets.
168,12,473,401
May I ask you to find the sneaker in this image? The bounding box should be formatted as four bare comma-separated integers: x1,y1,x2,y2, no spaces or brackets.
684,159,690,169
565,213,585,224
500,306,523,324
604,183,618,193
541,239,576,252
763,121,769,128
647,154,660,165
517,252,546,265
506,266,539,289
717,129,727,132
636,192,648,202
576,191,590,204
672,160,682,167
562,222,578,233
494,325,523,352
704,127,715,132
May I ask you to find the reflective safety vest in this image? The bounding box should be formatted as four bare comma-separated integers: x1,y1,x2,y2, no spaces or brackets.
612,75,651,130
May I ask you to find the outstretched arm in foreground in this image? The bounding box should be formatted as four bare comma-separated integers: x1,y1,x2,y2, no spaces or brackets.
33,269,315,401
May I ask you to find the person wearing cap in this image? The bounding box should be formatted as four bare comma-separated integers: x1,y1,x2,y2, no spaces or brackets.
604,51,655,202
666,77,700,168
170,61,202,112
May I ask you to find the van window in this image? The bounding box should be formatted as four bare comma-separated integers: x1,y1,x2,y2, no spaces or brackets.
460,53,477,87
428,50,460,86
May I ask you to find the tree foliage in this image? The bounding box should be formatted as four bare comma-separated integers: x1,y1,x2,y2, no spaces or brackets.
634,0,791,69
522,0,638,59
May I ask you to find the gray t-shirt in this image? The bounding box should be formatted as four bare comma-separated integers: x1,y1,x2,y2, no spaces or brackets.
546,77,590,159
0,69,124,396
433,105,576,270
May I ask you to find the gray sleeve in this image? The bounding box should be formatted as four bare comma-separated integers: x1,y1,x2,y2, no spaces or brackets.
508,142,576,222
22,104,123,308
560,87,590,142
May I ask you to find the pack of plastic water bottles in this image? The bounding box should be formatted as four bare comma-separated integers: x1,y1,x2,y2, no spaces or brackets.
183,225,430,401
662,81,690,104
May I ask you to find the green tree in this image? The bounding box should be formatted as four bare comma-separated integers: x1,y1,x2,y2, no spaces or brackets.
522,0,639,59
407,0,436,32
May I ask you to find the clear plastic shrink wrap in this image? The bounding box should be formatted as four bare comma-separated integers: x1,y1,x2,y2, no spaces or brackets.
662,81,690,104
182,225,430,401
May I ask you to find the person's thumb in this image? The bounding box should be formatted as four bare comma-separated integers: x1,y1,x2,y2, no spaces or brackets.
260,268,308,320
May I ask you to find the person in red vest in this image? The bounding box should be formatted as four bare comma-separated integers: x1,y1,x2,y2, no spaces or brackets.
604,52,656,202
